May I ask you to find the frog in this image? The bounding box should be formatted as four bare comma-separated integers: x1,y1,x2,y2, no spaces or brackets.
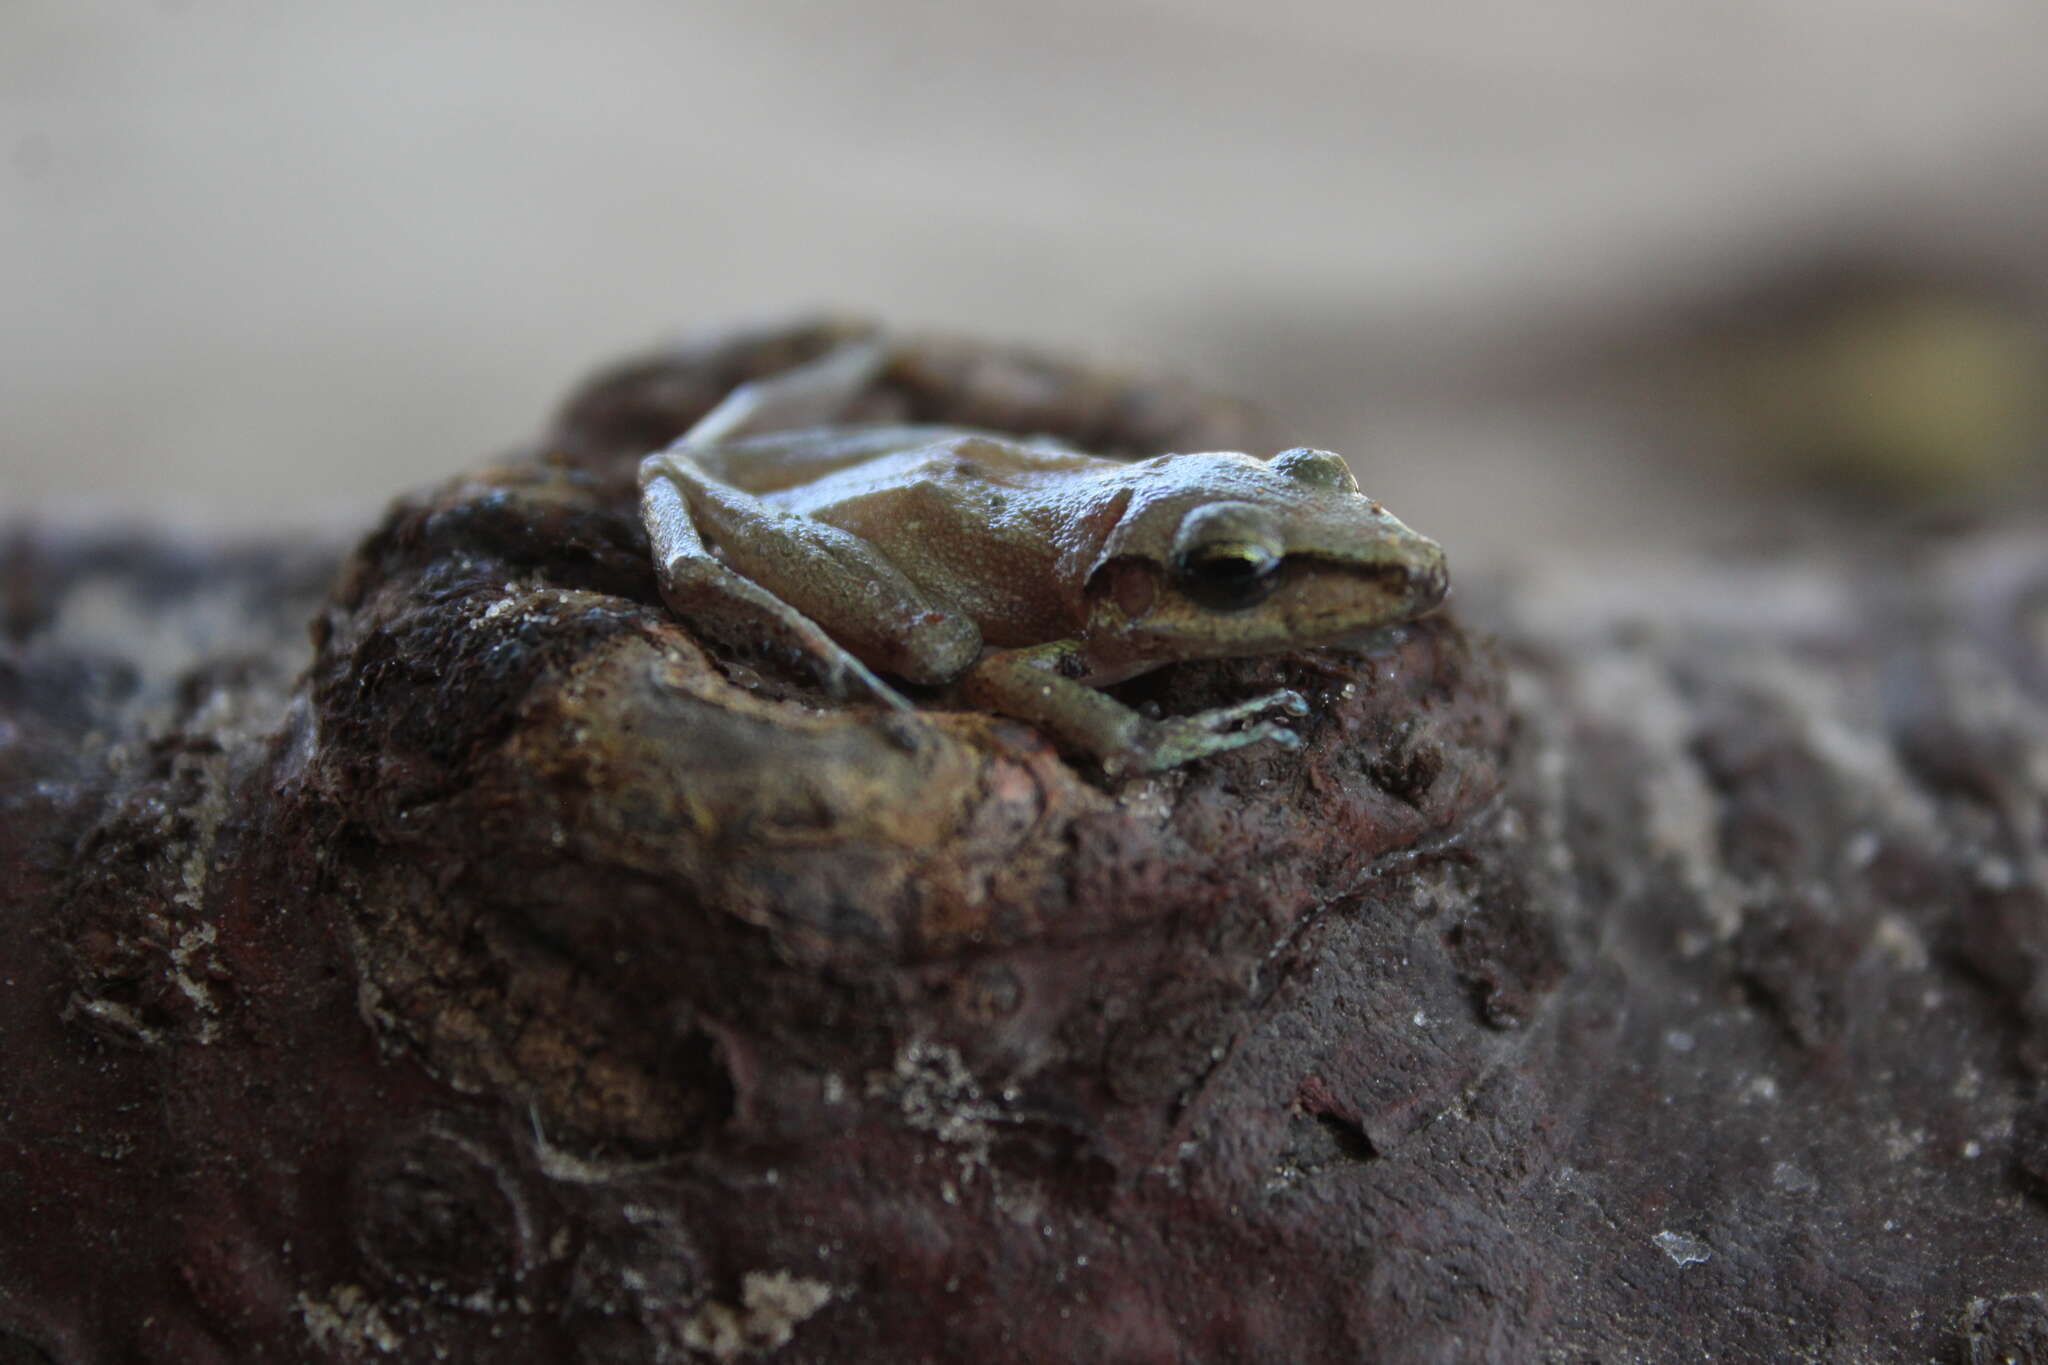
637,341,1448,774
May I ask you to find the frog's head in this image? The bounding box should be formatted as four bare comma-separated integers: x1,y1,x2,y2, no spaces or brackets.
1079,447,1447,664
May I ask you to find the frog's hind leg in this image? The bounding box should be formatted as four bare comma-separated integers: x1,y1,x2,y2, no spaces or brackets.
684,341,891,447
641,475,912,709
641,453,983,696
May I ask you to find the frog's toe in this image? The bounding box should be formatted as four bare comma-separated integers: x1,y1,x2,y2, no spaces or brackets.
1212,719,1302,759
1269,689,1310,719
1193,688,1309,732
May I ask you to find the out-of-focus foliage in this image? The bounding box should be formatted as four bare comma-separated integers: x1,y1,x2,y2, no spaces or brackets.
1710,280,2047,497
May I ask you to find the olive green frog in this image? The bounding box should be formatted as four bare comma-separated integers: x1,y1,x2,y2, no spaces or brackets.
638,343,1447,773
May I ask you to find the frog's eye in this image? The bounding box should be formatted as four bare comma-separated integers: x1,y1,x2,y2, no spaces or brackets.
1179,541,1280,606
1176,540,1282,609
1172,500,1286,609
1268,447,1359,493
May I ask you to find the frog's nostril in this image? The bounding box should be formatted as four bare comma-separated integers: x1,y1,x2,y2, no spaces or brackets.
1416,562,1449,609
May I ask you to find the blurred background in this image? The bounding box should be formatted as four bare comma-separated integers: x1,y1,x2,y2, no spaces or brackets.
6,0,2048,565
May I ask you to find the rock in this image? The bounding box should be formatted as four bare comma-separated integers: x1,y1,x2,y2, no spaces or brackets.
3,321,2047,1362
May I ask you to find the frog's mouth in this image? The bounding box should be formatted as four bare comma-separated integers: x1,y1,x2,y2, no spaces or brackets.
1089,549,1449,661
1254,553,1450,636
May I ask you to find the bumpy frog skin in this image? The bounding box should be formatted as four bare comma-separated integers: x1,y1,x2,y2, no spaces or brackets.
638,343,1447,773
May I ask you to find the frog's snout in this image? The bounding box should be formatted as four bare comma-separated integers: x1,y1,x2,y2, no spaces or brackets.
1370,542,1449,617
1410,553,1450,614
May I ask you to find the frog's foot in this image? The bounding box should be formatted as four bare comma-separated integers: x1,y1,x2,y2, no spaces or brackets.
964,647,1313,776
1113,688,1309,776
682,340,891,447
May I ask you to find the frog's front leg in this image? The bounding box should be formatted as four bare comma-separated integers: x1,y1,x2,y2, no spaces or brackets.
963,642,1309,775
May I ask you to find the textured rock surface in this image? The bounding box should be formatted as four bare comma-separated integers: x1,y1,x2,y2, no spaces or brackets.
4,324,2047,1362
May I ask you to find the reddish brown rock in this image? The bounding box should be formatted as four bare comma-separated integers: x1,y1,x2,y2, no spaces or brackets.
3,322,2046,1363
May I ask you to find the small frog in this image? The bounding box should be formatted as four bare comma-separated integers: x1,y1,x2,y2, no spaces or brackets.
638,342,1447,773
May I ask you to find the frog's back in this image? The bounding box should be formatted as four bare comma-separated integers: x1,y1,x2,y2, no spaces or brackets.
757,430,1129,646
696,425,1098,495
